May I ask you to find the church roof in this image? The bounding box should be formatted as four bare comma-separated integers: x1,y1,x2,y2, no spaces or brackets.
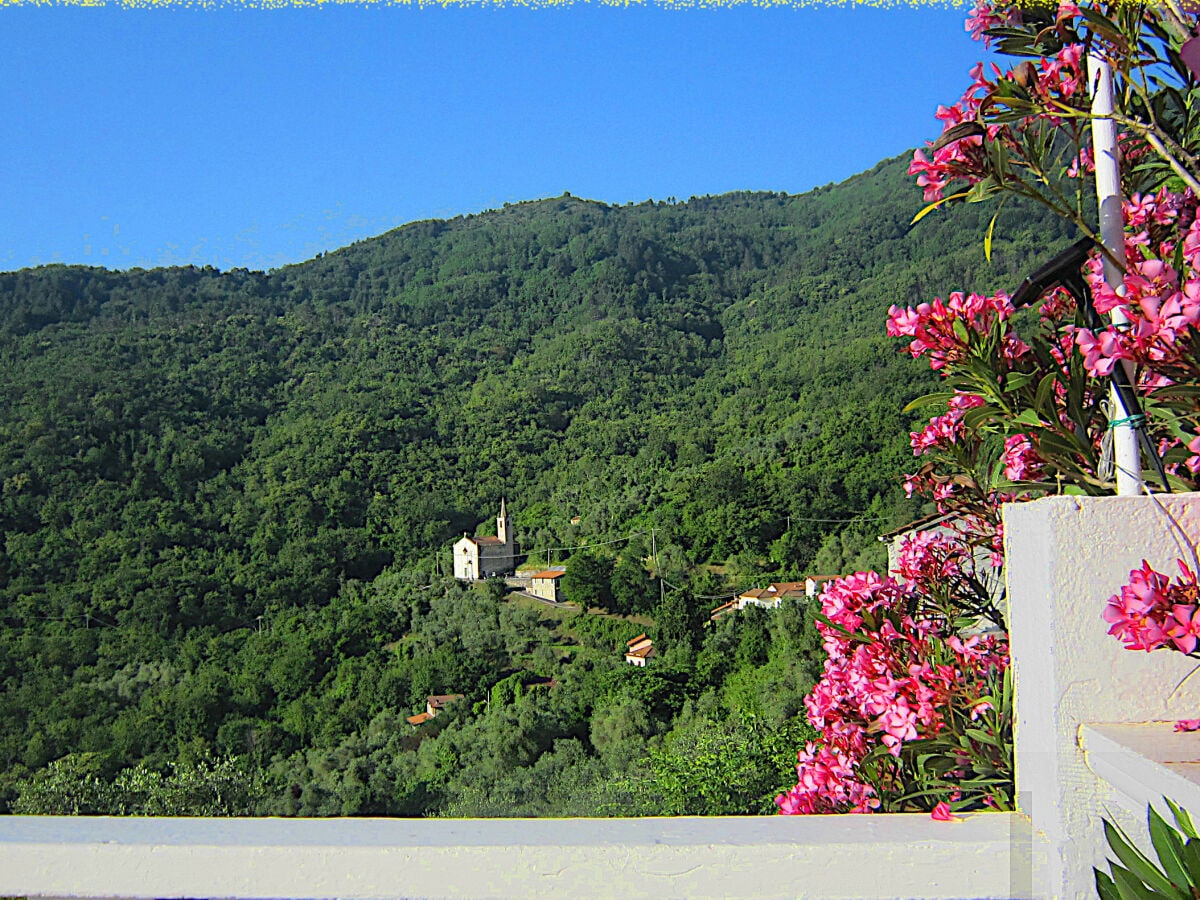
468,535,505,545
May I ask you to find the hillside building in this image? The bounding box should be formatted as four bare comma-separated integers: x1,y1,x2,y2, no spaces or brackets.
453,500,516,581
712,577,830,621
624,634,655,667
736,581,808,610
528,569,566,602
406,693,465,727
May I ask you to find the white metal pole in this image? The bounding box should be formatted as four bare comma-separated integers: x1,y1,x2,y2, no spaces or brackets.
1089,52,1143,496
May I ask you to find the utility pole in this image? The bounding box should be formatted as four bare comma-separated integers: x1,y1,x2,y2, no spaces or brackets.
652,527,665,604
1089,52,1143,496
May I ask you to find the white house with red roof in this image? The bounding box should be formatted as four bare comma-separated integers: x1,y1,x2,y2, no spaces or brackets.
624,633,654,667
453,500,516,581
736,581,808,610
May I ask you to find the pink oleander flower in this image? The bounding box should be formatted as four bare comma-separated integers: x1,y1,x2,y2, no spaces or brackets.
970,701,994,721
909,393,985,457
910,150,949,203
931,801,962,822
878,697,920,756
1169,604,1200,654
1002,433,1043,481
1186,435,1200,475
1074,327,1127,378
1126,193,1159,228
1037,43,1085,100
887,292,1017,371
894,531,965,587
964,1,1020,46
780,556,1010,816
1068,147,1095,178
1104,560,1200,653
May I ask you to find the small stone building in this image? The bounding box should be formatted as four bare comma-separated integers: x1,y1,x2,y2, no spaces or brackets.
528,569,566,602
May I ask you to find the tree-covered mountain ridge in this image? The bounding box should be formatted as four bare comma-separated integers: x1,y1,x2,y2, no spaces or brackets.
0,152,1075,816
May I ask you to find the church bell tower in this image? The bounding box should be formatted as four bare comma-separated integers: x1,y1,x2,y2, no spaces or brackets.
497,498,511,546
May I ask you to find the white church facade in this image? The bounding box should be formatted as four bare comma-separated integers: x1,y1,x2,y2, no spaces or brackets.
453,500,516,581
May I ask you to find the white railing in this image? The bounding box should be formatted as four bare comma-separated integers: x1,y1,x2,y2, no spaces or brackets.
6,492,1200,900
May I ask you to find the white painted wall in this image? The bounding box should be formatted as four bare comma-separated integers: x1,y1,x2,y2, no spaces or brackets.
1006,492,1200,899
0,813,1030,900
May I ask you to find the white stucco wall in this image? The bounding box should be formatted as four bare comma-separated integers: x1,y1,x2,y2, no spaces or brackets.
1005,492,1200,899
0,812,1030,900
453,537,477,580
528,576,559,602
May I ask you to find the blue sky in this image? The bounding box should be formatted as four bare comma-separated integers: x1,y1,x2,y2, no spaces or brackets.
1,2,984,273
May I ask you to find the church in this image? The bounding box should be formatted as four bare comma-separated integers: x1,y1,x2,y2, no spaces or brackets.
452,500,516,581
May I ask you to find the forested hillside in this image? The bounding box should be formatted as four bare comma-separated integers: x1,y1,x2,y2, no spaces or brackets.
0,153,1076,815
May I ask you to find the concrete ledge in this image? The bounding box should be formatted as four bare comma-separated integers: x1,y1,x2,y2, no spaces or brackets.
0,813,1033,900
1082,722,1200,815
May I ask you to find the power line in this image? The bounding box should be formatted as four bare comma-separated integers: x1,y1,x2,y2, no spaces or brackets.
536,530,650,565
660,577,747,602
785,514,890,524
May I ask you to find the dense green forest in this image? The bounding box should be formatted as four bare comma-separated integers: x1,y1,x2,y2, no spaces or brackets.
0,153,1075,815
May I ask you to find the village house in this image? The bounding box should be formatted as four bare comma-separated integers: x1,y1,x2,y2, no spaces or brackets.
712,577,832,621
452,500,516,581
528,568,565,602
406,693,465,727
709,599,737,622
624,633,654,667
736,581,807,610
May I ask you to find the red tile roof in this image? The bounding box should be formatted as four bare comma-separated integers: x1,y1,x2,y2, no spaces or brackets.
427,693,465,709
530,570,566,579
626,635,653,654
406,712,433,726
767,582,806,594
625,645,655,660
626,633,649,647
